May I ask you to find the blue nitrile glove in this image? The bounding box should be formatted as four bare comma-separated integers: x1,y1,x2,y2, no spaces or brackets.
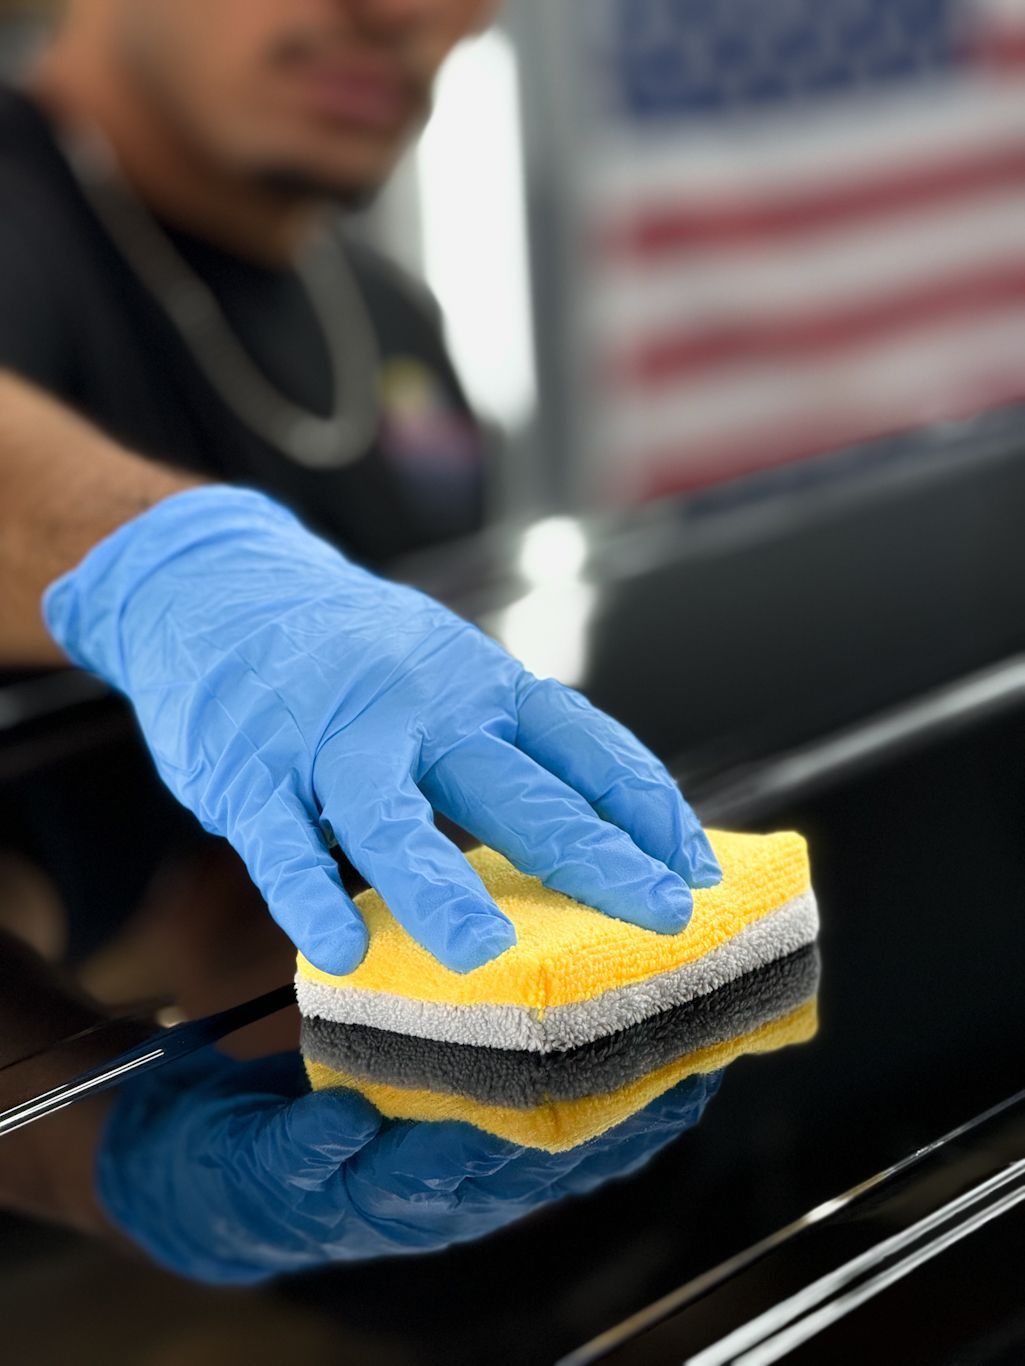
43,486,720,974
96,1048,721,1284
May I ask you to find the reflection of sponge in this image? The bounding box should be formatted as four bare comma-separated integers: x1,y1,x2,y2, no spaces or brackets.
305,983,818,1152
296,831,817,1053
302,945,820,1108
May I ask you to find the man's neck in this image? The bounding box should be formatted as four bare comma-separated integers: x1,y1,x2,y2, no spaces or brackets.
29,51,323,266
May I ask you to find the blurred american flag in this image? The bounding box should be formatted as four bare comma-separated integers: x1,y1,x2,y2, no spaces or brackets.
582,0,1025,502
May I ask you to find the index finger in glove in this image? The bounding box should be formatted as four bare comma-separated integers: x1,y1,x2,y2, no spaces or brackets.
229,785,370,975
516,677,721,887
314,740,517,974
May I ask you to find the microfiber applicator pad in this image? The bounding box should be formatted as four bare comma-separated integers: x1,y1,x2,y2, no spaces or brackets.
296,830,817,1052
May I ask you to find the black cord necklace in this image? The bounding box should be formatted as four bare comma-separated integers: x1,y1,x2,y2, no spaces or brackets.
61,128,382,470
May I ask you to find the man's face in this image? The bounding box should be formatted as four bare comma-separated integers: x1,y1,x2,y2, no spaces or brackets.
109,0,499,199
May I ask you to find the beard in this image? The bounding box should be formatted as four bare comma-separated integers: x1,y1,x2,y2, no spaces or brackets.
253,165,385,213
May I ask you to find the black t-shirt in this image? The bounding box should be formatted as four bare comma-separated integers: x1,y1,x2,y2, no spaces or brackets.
0,86,486,564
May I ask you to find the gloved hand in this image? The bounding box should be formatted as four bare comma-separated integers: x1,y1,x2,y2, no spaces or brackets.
96,1048,721,1284
44,486,720,974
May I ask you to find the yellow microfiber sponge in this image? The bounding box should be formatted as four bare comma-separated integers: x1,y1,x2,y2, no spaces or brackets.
295,830,818,1052
305,997,818,1152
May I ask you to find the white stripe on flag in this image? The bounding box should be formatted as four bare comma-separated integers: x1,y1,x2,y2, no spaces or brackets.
587,185,1025,337
596,303,1025,479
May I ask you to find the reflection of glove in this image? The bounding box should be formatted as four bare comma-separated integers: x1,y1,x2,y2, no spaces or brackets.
44,487,720,974
97,1050,720,1285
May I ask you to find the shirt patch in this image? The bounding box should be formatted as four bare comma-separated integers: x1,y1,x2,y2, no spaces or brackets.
378,358,482,474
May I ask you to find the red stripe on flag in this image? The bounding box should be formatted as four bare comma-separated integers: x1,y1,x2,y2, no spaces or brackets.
596,143,1025,259
972,28,1025,72
606,261,1025,387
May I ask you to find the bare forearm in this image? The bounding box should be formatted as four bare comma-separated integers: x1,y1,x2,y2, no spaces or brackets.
0,372,204,664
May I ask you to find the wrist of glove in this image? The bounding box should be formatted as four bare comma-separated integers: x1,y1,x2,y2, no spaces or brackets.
44,486,720,976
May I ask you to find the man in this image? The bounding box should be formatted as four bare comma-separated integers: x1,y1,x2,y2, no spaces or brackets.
0,1,717,1272
3,0,491,561
0,0,501,965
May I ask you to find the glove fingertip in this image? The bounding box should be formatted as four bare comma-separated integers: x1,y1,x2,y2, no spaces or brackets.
691,856,725,889
676,855,723,889
638,875,693,935
436,906,518,974
299,915,369,975
665,830,723,889
254,852,370,973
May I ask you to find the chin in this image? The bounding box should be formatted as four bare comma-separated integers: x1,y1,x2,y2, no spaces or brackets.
239,124,406,208
255,161,386,210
